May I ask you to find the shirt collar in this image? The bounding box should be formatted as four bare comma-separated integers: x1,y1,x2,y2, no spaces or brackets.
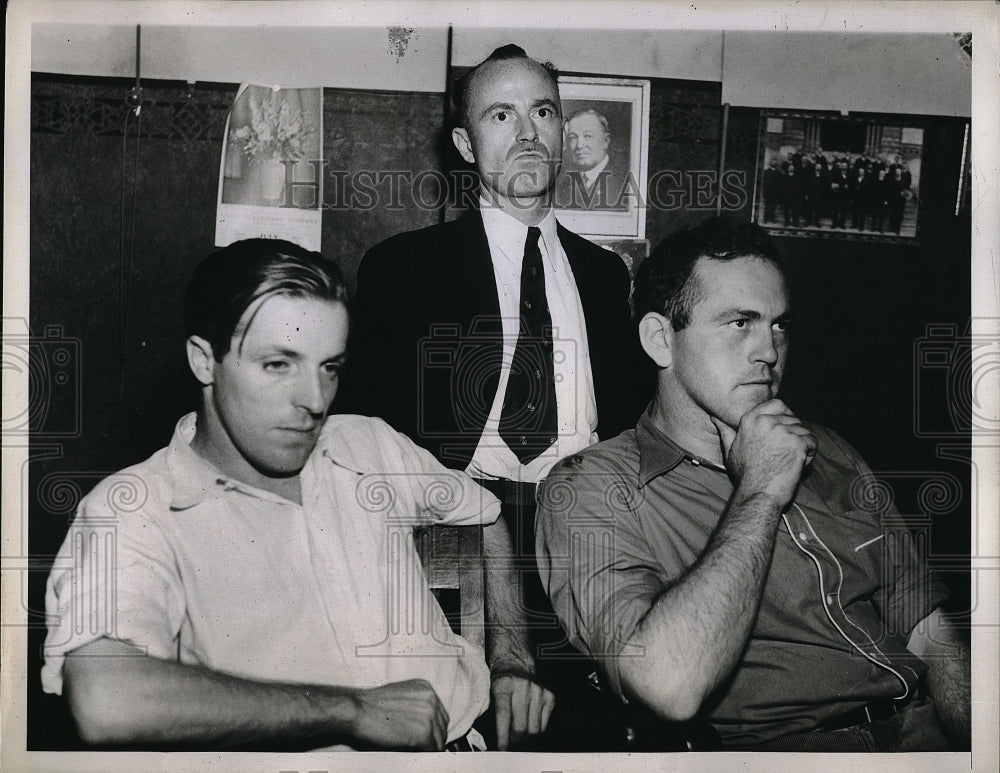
312,421,368,476
479,195,559,266
635,407,690,487
166,413,294,510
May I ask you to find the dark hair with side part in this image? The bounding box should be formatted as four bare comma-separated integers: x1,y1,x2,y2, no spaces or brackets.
634,217,785,330
184,238,348,361
452,43,561,130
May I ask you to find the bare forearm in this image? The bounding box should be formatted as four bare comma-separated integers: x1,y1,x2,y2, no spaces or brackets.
908,609,971,748
63,639,359,748
63,638,448,750
482,518,535,675
623,489,783,719
926,645,971,748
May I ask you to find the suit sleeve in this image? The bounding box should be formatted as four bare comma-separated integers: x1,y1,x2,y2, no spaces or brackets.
337,242,423,442
591,252,652,439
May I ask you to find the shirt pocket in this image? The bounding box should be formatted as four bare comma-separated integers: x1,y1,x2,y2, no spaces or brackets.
832,509,885,605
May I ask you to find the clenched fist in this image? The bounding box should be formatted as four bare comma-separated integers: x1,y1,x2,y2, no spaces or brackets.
712,399,817,509
349,679,449,751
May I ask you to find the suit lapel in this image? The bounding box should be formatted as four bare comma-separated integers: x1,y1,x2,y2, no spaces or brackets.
558,222,604,341
446,209,502,324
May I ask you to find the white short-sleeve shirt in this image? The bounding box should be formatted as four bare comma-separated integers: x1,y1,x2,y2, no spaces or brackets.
42,412,500,745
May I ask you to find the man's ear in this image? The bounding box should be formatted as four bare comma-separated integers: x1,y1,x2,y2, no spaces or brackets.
638,312,674,369
451,127,476,165
186,335,216,386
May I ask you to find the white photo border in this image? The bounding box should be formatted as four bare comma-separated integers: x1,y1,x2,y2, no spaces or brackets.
555,75,650,239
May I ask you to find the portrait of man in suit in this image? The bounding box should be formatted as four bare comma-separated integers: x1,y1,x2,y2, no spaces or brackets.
557,107,630,210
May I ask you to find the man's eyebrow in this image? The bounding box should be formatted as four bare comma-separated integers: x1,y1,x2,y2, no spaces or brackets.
255,346,303,359
478,101,516,120
713,308,794,324
478,98,558,121
714,308,763,322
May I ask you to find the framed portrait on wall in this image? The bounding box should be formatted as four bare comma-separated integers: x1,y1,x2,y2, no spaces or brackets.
753,110,924,240
554,76,650,239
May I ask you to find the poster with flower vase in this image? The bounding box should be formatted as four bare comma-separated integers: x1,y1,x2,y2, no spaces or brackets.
216,84,323,251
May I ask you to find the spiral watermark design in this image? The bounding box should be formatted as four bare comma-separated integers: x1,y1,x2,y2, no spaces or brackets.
850,473,894,514
540,476,579,518
916,474,962,516
421,473,463,515
105,474,149,514
36,475,83,516
355,476,397,514
603,478,639,515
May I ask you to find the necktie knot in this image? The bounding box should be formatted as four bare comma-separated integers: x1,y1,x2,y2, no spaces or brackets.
526,226,541,252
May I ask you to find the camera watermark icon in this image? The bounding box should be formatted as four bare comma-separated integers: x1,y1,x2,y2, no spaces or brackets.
417,318,581,441
913,319,1000,438
2,318,82,439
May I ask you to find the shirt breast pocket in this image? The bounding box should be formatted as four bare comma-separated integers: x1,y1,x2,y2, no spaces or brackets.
834,509,886,605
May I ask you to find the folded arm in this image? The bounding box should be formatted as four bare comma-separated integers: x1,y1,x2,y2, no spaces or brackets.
542,401,815,722
62,637,449,750
624,403,816,719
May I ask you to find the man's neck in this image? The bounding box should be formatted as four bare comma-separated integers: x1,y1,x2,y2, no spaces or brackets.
481,187,550,227
648,393,727,468
190,425,304,505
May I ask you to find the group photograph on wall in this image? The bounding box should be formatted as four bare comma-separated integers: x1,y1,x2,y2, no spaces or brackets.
754,111,925,239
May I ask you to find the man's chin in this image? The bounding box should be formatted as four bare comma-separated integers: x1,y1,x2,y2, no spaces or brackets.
253,452,311,479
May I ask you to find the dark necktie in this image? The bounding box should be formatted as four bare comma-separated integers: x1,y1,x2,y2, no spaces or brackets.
499,226,558,464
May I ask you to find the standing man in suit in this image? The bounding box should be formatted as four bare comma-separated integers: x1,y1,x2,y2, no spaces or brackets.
341,44,647,744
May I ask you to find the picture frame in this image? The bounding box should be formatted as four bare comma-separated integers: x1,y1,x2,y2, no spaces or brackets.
554,75,650,239
752,110,924,240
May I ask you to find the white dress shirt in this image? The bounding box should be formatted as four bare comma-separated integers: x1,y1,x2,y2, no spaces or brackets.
467,199,599,483
581,153,610,189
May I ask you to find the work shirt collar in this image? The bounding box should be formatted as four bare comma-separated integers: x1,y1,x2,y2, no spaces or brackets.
635,406,727,487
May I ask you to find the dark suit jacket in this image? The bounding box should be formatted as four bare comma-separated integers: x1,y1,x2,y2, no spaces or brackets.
338,208,649,470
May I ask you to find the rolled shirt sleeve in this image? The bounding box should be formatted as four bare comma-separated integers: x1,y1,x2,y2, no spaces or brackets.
536,452,665,697
340,416,502,528
42,467,185,695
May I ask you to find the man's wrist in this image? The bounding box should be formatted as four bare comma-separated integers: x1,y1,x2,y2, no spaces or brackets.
730,488,788,517
488,653,537,682
319,684,364,743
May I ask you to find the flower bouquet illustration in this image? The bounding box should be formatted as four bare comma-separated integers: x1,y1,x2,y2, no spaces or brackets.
223,86,320,207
